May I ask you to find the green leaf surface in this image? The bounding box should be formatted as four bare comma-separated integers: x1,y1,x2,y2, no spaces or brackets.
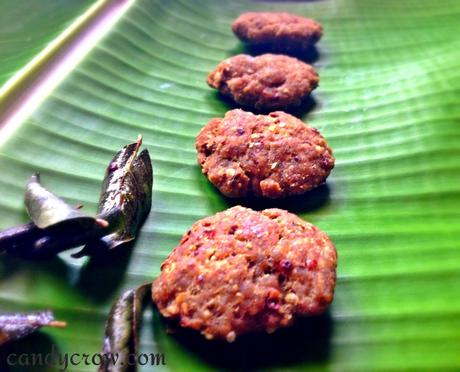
1,0,460,371
0,0,94,87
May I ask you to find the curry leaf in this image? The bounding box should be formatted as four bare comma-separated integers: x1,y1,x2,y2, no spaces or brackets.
99,284,151,372
0,310,66,346
0,137,151,259
24,173,94,229
95,136,152,248
76,136,153,257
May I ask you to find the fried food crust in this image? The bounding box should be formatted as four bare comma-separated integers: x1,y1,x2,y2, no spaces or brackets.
207,54,318,111
196,109,334,199
152,206,337,342
232,12,323,51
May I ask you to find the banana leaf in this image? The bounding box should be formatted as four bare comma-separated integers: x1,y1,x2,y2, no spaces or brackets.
0,0,459,371
0,0,93,87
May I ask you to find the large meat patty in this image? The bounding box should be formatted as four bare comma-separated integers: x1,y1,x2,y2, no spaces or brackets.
152,206,337,342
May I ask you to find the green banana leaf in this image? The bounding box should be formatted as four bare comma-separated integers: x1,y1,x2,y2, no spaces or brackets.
0,0,93,87
1,0,459,371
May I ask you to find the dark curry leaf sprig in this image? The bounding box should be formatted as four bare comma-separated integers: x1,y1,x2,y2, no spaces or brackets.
0,136,153,259
99,284,151,372
75,136,153,257
0,310,66,346
0,173,122,259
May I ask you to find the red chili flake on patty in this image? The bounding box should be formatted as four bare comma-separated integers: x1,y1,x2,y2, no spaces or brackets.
306,259,317,270
203,229,216,239
228,225,239,235
280,259,293,272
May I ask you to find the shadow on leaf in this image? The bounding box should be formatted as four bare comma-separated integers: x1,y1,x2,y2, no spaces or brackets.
75,243,134,304
0,255,69,281
0,333,61,372
233,44,320,65
207,91,318,118
223,183,330,214
156,311,332,370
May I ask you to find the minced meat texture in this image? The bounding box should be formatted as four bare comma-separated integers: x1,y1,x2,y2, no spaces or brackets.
207,54,319,111
195,109,334,199
232,12,323,51
152,206,337,342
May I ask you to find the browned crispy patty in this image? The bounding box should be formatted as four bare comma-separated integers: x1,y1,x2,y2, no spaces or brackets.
232,12,323,51
152,206,337,342
207,54,318,111
196,109,334,199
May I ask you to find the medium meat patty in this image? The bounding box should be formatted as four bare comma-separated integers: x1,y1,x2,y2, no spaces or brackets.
207,54,318,111
152,206,337,342
232,12,323,52
196,109,334,199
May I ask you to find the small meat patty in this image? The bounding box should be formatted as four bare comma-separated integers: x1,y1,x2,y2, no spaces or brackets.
196,109,334,199
207,54,318,111
232,12,323,51
152,206,337,342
